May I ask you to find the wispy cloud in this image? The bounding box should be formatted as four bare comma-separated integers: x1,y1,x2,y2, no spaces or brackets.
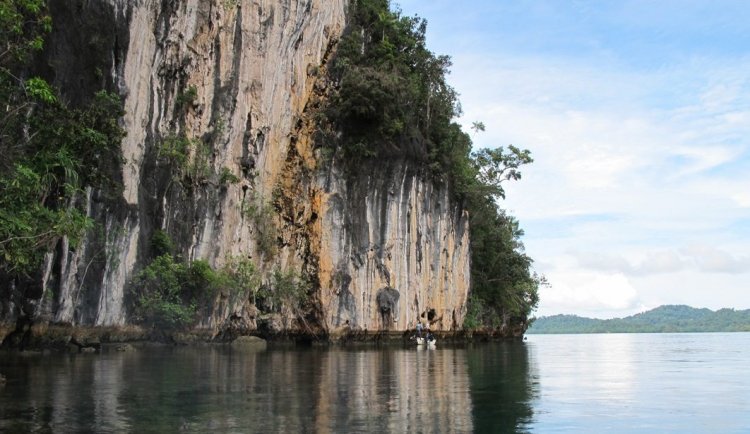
570,246,750,276
681,244,750,274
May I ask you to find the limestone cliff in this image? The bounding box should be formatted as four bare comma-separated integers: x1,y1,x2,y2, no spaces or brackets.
1,0,469,340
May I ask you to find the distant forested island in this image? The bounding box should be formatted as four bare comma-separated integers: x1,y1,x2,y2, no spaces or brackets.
528,305,750,334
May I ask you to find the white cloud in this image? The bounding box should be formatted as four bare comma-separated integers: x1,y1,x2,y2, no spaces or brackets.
636,250,685,274
731,192,750,208
670,145,743,178
681,244,750,274
571,251,635,274
537,269,642,319
568,246,750,276
534,246,750,318
720,110,750,126
693,177,750,209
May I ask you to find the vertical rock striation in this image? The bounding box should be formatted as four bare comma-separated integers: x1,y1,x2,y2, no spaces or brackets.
316,162,470,331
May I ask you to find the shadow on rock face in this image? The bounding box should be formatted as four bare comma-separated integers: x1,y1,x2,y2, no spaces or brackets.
376,286,399,329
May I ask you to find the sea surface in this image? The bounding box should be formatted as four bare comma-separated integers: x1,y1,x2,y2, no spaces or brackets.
1,333,748,433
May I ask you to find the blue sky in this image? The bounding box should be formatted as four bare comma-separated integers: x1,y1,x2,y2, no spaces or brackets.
397,0,750,318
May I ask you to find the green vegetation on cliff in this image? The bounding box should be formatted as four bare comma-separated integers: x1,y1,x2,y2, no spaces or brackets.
130,232,310,331
129,252,259,330
0,0,124,279
528,305,750,334
324,0,541,329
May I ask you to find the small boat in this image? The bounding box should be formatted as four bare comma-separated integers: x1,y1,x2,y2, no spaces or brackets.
413,336,436,347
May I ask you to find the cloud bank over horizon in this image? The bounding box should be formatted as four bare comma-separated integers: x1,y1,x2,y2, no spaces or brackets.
398,0,750,319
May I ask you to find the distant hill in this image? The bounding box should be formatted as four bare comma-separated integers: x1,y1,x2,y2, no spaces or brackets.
527,305,750,334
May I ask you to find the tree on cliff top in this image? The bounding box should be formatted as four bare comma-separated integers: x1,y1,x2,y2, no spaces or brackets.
325,0,464,170
325,0,541,329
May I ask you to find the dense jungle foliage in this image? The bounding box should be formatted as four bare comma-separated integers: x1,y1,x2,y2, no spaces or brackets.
324,0,541,328
129,242,260,330
0,0,124,281
129,230,306,331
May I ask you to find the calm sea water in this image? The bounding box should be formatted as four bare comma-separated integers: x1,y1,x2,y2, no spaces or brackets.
1,333,748,433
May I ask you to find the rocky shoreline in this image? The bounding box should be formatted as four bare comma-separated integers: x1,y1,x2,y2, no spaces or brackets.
0,322,527,353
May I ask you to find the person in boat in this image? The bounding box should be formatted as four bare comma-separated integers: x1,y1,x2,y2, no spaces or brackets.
415,320,423,338
426,330,435,343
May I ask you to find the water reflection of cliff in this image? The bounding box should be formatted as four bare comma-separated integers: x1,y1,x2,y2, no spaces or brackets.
0,345,532,432
467,342,535,433
311,348,474,432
